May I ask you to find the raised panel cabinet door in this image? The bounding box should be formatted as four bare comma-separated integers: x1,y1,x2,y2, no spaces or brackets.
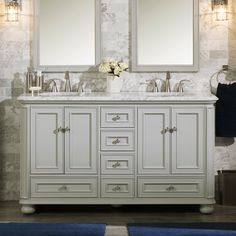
138,107,170,174
65,107,98,174
172,108,205,174
31,107,64,174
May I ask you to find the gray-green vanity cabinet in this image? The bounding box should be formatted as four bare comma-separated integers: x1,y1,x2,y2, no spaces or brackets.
19,101,215,214
138,107,205,175
137,106,206,198
30,106,98,175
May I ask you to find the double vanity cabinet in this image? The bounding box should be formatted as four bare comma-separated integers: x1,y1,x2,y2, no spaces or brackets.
18,93,217,214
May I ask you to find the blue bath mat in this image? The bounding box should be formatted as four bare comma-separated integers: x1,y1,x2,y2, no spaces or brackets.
0,223,106,236
128,223,236,236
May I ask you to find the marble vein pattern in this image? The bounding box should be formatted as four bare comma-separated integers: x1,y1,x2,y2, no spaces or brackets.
18,92,218,103
0,0,234,200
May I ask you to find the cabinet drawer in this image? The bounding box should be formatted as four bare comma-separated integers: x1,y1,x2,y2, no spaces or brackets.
101,107,135,128
101,130,135,151
138,178,204,198
101,178,134,198
31,177,97,198
101,153,134,175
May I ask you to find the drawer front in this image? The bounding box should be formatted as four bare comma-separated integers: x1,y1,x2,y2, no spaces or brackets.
138,178,204,198
101,130,135,151
101,153,134,175
31,177,97,198
101,107,135,128
101,178,134,198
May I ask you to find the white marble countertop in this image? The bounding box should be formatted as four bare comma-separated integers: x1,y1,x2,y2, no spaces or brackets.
18,92,218,104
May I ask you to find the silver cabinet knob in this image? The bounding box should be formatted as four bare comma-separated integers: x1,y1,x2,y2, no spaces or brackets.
58,185,68,191
61,127,71,133
112,138,121,145
161,128,169,134
166,185,175,192
112,162,121,168
65,127,70,132
169,127,177,133
112,115,121,121
112,186,121,192
54,127,62,134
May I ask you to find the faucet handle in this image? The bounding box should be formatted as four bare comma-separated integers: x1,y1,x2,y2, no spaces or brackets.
145,79,163,92
47,79,58,92
177,80,191,92
77,81,87,93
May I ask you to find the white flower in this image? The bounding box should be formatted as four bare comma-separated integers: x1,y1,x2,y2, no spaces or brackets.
110,61,118,69
114,66,121,76
98,59,128,77
118,62,128,71
99,63,111,73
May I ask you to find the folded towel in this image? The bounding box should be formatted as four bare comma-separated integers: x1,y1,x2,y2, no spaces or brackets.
216,83,236,137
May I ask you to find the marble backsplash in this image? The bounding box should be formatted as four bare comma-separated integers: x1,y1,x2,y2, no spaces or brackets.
0,0,235,200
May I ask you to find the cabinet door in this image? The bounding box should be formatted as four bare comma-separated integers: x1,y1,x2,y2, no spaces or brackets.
172,108,205,174
65,107,98,174
138,107,170,174
31,107,64,174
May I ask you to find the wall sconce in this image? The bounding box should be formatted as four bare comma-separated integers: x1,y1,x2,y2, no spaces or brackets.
5,0,21,22
212,0,228,21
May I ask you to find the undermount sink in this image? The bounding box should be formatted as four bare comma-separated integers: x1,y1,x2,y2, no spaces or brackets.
39,92,83,97
146,92,185,97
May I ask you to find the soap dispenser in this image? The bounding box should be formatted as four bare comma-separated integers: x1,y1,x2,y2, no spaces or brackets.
64,71,71,92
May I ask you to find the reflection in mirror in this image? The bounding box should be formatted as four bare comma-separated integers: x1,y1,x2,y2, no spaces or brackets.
34,0,101,72
131,0,199,72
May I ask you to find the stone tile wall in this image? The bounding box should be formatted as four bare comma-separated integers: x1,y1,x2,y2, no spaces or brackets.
229,0,236,70
214,0,236,173
0,0,234,200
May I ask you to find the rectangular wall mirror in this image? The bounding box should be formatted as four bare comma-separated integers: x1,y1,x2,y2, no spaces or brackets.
131,0,199,72
33,0,101,72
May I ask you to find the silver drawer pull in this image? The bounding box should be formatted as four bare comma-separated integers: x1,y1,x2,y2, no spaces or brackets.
166,185,175,192
112,162,121,168
112,138,121,145
161,128,169,134
169,127,177,133
112,115,121,121
54,127,62,134
112,186,121,192
58,185,68,191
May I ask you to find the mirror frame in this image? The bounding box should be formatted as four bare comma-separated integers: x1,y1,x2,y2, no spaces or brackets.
131,0,199,72
33,0,101,72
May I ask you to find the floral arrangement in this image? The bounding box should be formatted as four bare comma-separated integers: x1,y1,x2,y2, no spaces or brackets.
99,59,128,77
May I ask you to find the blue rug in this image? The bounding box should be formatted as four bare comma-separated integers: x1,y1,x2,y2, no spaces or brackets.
0,223,106,236
128,223,236,236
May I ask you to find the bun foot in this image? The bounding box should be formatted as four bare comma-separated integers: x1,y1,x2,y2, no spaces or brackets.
21,205,36,214
200,204,214,214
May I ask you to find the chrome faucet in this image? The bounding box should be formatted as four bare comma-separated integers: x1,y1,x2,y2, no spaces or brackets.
164,71,171,92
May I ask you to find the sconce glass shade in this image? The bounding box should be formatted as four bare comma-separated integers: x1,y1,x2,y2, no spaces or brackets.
5,0,21,22
212,0,228,21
